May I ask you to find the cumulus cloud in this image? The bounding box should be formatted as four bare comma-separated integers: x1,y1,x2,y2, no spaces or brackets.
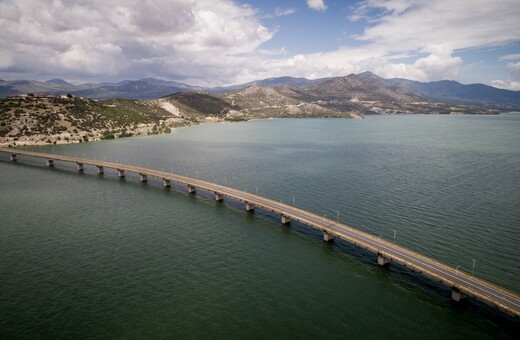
307,0,327,12
0,0,273,84
353,0,520,51
0,0,519,86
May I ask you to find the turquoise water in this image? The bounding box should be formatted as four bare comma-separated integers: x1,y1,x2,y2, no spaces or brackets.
1,115,519,338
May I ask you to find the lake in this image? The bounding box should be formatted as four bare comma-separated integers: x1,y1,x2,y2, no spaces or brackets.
1,115,519,338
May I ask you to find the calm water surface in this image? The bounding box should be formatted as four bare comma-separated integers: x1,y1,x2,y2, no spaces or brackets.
1,115,519,338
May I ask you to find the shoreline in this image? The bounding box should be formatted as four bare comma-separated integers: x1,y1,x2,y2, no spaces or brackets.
2,112,516,148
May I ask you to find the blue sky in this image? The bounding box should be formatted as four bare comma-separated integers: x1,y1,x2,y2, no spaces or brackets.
0,0,519,89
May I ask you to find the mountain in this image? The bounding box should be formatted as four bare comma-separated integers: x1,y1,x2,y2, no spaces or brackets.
208,76,330,94
381,77,520,109
67,79,203,99
0,78,201,100
294,73,496,115
1,73,518,109
46,79,73,86
0,77,503,147
223,84,353,118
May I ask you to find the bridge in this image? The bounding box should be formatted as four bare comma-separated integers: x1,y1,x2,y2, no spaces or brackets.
1,147,519,318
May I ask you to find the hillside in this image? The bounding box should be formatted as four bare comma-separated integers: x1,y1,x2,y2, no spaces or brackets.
0,96,187,146
224,84,359,118
381,77,520,109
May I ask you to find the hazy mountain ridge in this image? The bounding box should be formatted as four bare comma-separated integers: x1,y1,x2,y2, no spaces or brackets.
2,73,518,110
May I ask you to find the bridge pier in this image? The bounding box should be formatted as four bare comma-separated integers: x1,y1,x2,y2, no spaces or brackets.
96,165,103,174
323,231,334,242
46,159,54,167
245,202,254,212
378,254,390,266
451,288,466,302
281,214,291,225
10,154,17,161
187,185,196,194
140,173,147,182
117,169,125,178
76,163,84,171
215,192,224,202
163,179,171,187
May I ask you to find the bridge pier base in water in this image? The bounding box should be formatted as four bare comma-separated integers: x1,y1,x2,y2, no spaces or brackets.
96,165,103,174
378,254,390,266
451,288,466,302
245,202,254,212
215,192,224,202
140,173,147,182
323,231,334,242
188,185,196,194
47,159,54,167
281,214,291,225
163,179,171,187
10,154,17,161
117,169,125,178
76,163,84,171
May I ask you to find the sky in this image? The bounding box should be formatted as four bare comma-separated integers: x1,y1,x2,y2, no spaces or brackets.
1,0,519,89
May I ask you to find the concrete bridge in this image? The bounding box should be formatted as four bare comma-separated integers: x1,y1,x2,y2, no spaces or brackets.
1,147,519,318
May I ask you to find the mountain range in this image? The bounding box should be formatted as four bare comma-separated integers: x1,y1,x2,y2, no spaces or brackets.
0,72,511,147
1,72,519,110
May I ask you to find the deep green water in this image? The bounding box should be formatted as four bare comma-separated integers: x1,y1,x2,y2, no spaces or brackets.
1,115,519,338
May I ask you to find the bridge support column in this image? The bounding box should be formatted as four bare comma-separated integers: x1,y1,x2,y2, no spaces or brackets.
323,231,334,242
245,202,254,212
47,159,54,167
215,193,224,202
281,214,291,225
378,254,390,266
10,154,17,161
187,185,196,194
96,165,103,174
163,179,171,187
140,174,147,182
451,288,466,302
76,163,84,171
117,169,125,178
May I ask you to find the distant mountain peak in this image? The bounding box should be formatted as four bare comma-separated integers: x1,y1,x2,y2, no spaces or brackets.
357,71,384,80
46,79,72,86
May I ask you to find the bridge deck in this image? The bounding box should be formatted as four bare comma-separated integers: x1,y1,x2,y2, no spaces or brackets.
1,147,519,318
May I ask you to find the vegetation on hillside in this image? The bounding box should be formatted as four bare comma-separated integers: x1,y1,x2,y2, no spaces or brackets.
0,96,189,146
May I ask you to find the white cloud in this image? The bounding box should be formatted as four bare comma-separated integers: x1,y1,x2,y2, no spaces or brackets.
490,80,520,91
0,0,519,86
307,0,327,12
500,54,520,61
257,47,288,56
353,0,520,51
0,0,273,84
274,7,295,17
